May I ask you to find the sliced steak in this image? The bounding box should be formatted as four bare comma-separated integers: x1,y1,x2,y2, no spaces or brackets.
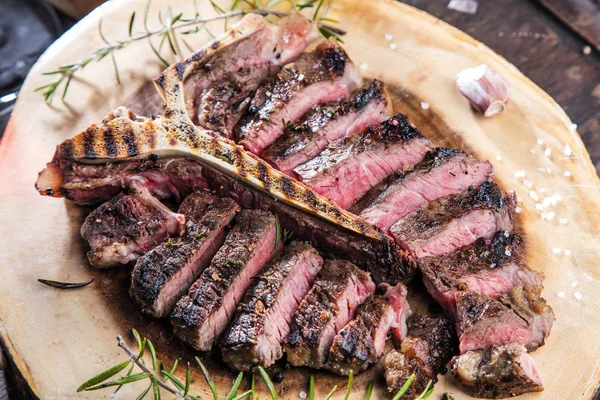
451,344,544,398
170,210,280,351
390,182,515,258
294,114,431,209
179,13,315,136
284,260,375,369
220,242,323,371
262,80,392,174
327,283,410,375
80,185,185,268
202,166,414,284
131,192,239,317
354,148,494,231
384,314,457,398
236,40,362,154
420,232,543,315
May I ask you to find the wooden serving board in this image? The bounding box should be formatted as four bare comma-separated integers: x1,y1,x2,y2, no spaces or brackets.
1,0,600,398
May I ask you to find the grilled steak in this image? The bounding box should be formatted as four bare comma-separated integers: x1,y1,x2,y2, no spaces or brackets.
390,182,515,258
37,153,207,206
170,210,280,351
178,13,315,136
131,191,239,317
354,148,494,231
220,242,323,371
202,167,414,284
236,40,362,154
420,232,543,315
327,283,410,375
451,344,544,398
294,114,431,209
80,185,185,268
284,260,375,369
384,314,458,398
262,80,392,174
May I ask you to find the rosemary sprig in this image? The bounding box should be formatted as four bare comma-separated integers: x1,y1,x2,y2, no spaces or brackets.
37,0,345,103
38,277,94,289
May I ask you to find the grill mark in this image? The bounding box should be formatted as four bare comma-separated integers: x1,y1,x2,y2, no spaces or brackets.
257,162,269,190
175,62,186,80
61,141,73,158
280,177,295,197
154,74,165,88
324,47,347,78
103,127,118,157
123,128,139,157
83,128,97,159
146,124,156,149
191,49,206,62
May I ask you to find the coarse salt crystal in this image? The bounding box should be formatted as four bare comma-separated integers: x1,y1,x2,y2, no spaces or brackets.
530,149,537,154
389,42,398,50
299,392,307,399
514,170,526,178
384,33,394,41
535,203,543,210
536,167,546,172
574,292,582,301
564,170,572,177
546,211,555,220
553,193,562,202
523,179,533,188
505,250,512,256
559,218,568,225
557,291,565,298
546,167,552,174
552,247,562,254
515,206,522,213
564,249,572,256
564,144,572,156
504,231,510,237
359,62,368,70
420,102,430,110
537,138,544,145
529,191,539,201
570,123,578,131
572,281,578,288
447,0,479,14
298,74,305,81
542,197,552,208
496,155,502,161
544,148,552,157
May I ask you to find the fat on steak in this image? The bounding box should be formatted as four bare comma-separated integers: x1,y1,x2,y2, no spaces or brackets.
130,191,239,317
294,114,431,209
451,344,544,398
170,210,280,351
390,182,515,258
420,231,543,316
236,40,362,154
354,148,494,231
80,185,185,268
262,79,392,175
284,260,375,369
327,283,410,375
220,241,323,371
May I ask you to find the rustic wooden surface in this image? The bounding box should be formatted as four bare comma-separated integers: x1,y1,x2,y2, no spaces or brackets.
2,0,600,399
535,0,600,51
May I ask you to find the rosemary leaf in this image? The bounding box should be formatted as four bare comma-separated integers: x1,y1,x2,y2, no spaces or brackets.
62,74,74,101
38,278,93,289
135,383,153,400
415,380,434,400
76,360,131,392
365,380,374,400
309,376,315,400
161,369,184,390
84,371,151,390
274,215,281,249
257,366,277,400
392,374,415,400
312,0,325,20
184,362,192,396
225,372,245,400
132,329,144,358
232,389,253,400
210,0,227,14
152,376,161,400
343,370,354,400
323,385,338,400
111,52,121,85
161,359,179,383
230,0,241,10
146,339,158,371
114,361,136,393
129,12,136,36
196,357,219,400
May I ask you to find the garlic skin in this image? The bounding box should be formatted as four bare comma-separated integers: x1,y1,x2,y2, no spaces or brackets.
456,64,510,117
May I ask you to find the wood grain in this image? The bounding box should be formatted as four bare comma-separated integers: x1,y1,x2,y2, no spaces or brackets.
1,0,600,398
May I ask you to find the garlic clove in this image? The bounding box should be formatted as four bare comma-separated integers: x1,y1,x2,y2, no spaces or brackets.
456,64,510,117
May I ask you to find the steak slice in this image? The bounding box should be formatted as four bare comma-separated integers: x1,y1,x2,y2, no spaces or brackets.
451,344,544,398
220,242,323,371
236,40,362,154
202,167,414,284
284,260,375,369
455,285,554,353
354,148,494,231
390,182,515,258
130,191,239,317
38,154,207,205
179,13,315,136
327,283,410,375
293,114,431,209
384,314,458,398
420,232,543,315
262,80,392,175
170,210,280,351
80,185,185,268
